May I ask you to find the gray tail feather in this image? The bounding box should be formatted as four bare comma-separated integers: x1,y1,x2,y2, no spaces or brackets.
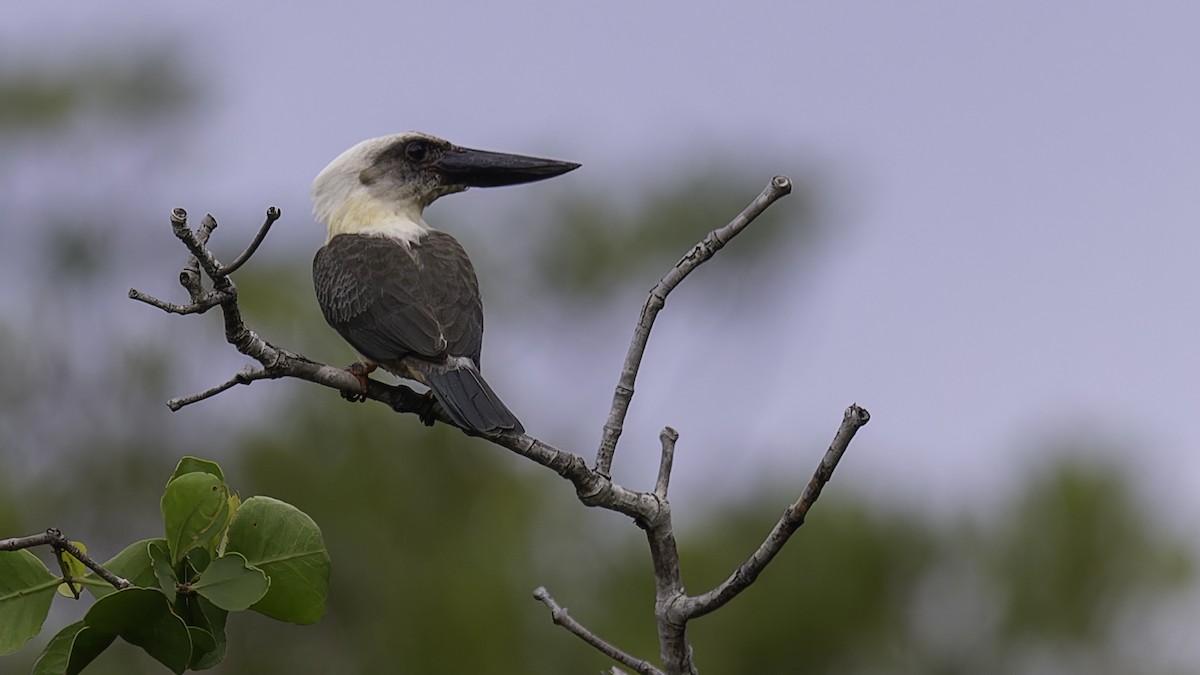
426,366,524,434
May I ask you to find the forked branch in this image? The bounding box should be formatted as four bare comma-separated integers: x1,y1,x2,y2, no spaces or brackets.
129,177,868,675
0,529,132,592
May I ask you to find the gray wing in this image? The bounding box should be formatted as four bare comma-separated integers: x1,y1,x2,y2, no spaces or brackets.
312,232,484,366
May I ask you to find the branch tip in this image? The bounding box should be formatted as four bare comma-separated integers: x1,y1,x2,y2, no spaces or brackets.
595,175,792,476
847,403,870,426
654,427,679,499
683,404,867,620
216,207,283,277
534,586,663,675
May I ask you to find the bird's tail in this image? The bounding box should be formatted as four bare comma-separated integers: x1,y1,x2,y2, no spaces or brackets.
426,364,524,435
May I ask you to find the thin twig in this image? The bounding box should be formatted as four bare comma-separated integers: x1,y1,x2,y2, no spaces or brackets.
216,206,281,277
167,366,271,411
176,211,219,301
534,587,664,675
654,427,678,500
683,404,870,619
127,288,227,315
171,209,225,281
595,176,792,477
0,529,132,591
53,547,81,599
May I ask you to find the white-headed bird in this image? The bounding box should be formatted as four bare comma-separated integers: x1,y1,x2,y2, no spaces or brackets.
311,132,579,434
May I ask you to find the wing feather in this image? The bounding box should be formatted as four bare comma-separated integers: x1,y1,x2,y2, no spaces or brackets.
312,232,483,365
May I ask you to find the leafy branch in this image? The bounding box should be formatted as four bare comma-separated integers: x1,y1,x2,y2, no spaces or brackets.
0,458,331,673
125,175,869,674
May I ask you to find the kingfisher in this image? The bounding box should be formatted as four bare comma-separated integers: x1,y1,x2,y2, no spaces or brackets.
311,132,579,434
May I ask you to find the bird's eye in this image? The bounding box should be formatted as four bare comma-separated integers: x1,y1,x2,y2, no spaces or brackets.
405,141,428,162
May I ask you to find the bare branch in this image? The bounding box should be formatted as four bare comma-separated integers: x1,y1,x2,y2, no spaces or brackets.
215,206,281,277
167,366,272,411
595,176,793,477
534,587,664,675
53,546,82,599
127,287,228,315
135,176,867,675
177,211,218,301
171,209,225,281
654,427,679,500
0,528,132,591
683,404,871,619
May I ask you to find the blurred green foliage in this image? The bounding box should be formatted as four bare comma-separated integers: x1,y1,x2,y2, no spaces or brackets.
0,48,191,134
533,170,816,296
987,464,1192,644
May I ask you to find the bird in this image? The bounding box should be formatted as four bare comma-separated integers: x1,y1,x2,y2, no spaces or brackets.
310,132,579,435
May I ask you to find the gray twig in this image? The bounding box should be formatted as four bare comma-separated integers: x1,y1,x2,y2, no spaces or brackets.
683,404,871,619
167,366,271,411
595,176,793,477
654,427,679,500
534,587,663,675
178,211,217,301
128,288,227,315
171,209,224,281
216,206,281,277
0,528,132,591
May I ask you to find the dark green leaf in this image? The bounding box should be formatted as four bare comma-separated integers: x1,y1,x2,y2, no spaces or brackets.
186,626,216,669
176,595,227,670
186,545,213,577
31,621,115,675
84,587,191,674
148,541,178,600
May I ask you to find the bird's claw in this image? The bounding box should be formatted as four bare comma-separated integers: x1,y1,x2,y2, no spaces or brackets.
342,362,377,402
417,391,438,426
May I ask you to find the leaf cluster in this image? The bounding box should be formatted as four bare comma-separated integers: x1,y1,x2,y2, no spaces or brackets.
0,457,331,673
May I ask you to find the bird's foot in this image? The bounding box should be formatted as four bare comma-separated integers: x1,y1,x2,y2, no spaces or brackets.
417,391,438,427
341,362,378,402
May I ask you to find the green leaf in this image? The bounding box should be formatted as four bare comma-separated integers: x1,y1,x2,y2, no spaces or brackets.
161,472,230,565
214,492,242,556
169,456,224,482
62,541,89,579
86,538,165,600
31,621,114,675
148,541,178,599
191,552,270,611
186,626,216,669
0,549,59,655
175,595,227,670
84,587,191,674
225,496,331,624
55,540,90,598
187,545,212,576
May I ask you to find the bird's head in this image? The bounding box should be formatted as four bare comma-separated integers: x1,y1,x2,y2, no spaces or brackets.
312,131,580,238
